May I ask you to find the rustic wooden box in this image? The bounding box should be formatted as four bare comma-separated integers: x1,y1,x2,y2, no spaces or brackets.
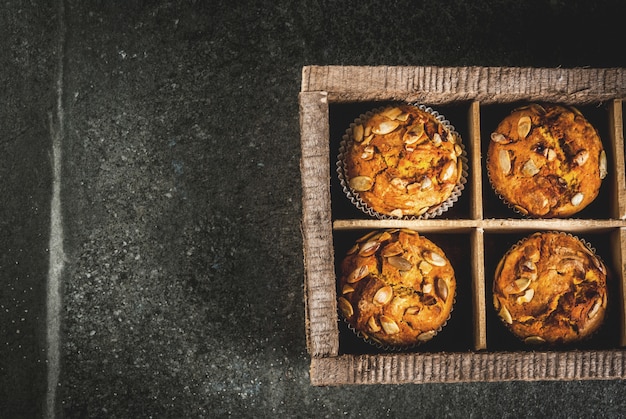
300,66,626,385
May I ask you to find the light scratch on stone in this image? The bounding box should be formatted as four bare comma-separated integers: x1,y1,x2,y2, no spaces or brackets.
46,0,66,417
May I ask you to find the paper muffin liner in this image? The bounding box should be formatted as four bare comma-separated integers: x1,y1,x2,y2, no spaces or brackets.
492,231,608,346
339,292,456,352
337,103,468,220
485,156,532,218
486,149,551,218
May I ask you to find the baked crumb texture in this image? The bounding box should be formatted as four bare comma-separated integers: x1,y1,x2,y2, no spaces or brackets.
487,104,606,218
493,232,607,345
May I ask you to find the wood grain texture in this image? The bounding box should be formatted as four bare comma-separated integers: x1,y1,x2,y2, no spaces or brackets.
310,351,626,385
299,91,339,357
471,228,486,351
468,101,483,220
302,66,626,105
613,228,626,347
333,218,626,232
608,99,625,219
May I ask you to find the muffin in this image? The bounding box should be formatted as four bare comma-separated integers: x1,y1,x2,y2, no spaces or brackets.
337,229,456,348
338,104,466,219
487,103,607,218
493,232,608,345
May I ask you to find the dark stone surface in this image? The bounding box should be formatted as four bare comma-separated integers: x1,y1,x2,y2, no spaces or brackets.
0,2,57,418
2,0,626,417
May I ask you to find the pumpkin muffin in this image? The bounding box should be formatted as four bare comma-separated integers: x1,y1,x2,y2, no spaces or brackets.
338,104,466,219
487,103,607,218
338,229,456,348
493,232,608,345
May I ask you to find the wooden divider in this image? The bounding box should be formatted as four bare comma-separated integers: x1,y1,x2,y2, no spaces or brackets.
468,100,483,221
608,99,625,219
612,228,626,347
299,91,339,357
471,228,486,350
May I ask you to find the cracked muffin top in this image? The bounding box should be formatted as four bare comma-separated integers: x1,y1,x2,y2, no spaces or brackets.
337,229,456,348
493,231,607,345
487,103,607,218
339,104,465,218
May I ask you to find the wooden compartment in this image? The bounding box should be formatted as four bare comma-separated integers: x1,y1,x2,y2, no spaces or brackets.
300,66,626,385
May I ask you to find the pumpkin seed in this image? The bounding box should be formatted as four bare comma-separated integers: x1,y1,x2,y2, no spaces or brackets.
390,177,408,191
516,288,535,304
338,297,353,318
573,149,589,166
403,124,424,145
599,150,608,179
499,304,513,324
521,158,540,177
381,242,404,258
493,295,501,311
439,160,456,182
396,112,410,122
360,145,375,160
347,265,369,283
423,250,446,267
367,315,381,332
417,330,437,342
357,231,378,243
419,261,433,275
524,336,546,345
588,298,603,319
544,147,557,162
353,124,364,142
349,175,373,191
388,256,413,271
342,284,355,294
520,259,537,274
372,120,400,135
518,115,532,139
498,149,511,175
436,277,449,301
379,315,400,334
513,205,529,215
490,132,509,144
373,285,393,305
358,240,380,257
514,277,532,293
381,107,403,120
454,144,463,156
377,231,392,242
570,192,584,206
404,306,420,316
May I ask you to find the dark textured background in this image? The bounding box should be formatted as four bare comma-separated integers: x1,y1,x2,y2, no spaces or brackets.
2,0,626,417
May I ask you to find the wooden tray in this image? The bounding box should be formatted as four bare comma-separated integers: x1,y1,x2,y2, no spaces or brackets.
300,66,626,385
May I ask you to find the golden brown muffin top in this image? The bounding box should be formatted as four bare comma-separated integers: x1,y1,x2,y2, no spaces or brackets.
338,229,456,348
487,104,607,218
341,104,464,218
493,232,607,345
